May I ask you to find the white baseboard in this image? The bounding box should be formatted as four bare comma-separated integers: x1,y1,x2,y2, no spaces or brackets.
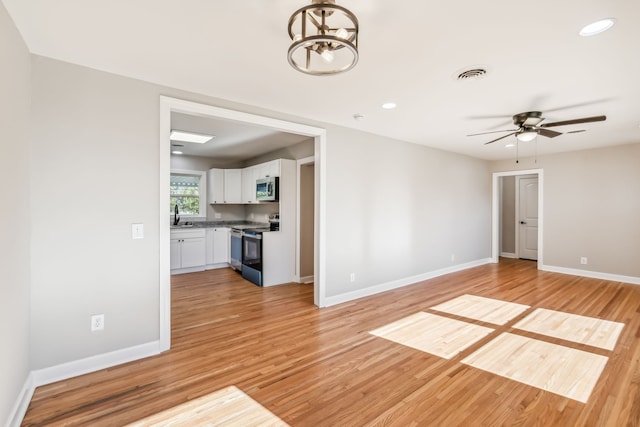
540,264,640,285
7,372,35,427
8,341,161,426
500,252,517,259
299,275,314,284
31,340,161,387
323,258,492,307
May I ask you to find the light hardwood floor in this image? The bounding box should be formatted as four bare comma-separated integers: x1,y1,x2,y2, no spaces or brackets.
22,259,640,426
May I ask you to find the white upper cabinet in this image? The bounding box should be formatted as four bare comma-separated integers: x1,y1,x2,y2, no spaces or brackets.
209,160,280,205
207,168,224,204
256,160,280,179
242,166,258,204
224,169,242,203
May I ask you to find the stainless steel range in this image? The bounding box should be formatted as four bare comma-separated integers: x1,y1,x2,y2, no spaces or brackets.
241,227,270,286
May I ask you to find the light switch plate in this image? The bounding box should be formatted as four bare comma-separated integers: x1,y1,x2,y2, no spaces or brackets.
132,223,144,239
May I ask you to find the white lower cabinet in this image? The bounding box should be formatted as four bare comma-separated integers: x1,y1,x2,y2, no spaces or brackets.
171,229,206,274
206,227,230,268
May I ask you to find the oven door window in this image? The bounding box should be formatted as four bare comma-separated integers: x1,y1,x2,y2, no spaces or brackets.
243,236,261,266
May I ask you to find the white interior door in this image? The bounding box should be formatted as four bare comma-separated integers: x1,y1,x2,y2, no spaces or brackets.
518,177,538,260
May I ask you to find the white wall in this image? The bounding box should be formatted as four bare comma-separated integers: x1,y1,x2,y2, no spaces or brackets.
30,57,162,369
0,2,31,424
491,143,640,277
26,54,493,372
323,127,492,298
244,139,314,166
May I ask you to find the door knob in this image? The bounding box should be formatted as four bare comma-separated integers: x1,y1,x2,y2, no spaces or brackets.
520,221,527,224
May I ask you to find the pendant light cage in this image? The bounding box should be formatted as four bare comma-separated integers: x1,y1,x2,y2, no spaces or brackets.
287,0,359,76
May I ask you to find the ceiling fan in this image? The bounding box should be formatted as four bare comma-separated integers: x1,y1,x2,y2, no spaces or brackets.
468,111,606,145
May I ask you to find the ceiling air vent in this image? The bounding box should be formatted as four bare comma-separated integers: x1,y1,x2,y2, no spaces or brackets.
456,68,488,81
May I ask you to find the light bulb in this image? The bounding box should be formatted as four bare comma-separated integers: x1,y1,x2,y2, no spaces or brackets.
335,28,348,39
320,49,334,63
517,130,537,142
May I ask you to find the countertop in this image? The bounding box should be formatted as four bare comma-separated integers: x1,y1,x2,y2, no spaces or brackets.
170,221,269,230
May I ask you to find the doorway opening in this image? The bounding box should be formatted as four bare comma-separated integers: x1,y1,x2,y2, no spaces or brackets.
491,169,543,267
159,97,327,351
297,157,315,284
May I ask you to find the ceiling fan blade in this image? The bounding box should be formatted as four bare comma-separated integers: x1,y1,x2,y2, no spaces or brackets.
537,128,562,138
484,132,518,145
466,114,512,120
567,129,586,134
543,98,614,114
467,129,517,137
540,115,606,128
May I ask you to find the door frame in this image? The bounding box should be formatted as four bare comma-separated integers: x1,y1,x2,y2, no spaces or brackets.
159,96,327,351
491,168,543,266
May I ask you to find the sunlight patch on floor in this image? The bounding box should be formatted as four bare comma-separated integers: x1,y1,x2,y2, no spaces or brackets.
125,385,289,427
513,308,624,350
430,294,530,325
370,294,623,403
369,312,494,359
462,333,609,403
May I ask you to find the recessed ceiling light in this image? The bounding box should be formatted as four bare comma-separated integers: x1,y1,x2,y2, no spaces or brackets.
505,143,515,148
580,18,616,37
171,150,183,155
170,130,215,144
382,102,397,110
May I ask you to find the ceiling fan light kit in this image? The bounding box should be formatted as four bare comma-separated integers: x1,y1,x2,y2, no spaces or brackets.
287,0,359,76
517,129,538,142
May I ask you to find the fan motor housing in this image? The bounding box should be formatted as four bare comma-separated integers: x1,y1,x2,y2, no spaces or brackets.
513,111,542,126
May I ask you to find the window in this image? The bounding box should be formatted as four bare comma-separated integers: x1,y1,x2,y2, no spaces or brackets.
170,170,206,216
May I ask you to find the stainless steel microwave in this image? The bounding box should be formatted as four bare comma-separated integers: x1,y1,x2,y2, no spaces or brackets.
256,177,279,202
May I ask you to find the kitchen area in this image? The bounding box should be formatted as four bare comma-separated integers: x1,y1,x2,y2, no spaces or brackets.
169,112,314,288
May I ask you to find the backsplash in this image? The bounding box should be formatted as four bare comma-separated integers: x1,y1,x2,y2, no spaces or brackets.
171,203,278,225
246,203,279,224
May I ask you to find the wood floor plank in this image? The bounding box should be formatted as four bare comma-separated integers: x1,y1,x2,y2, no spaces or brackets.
21,259,640,426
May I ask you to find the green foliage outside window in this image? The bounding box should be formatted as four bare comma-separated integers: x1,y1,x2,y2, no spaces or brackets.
170,174,201,215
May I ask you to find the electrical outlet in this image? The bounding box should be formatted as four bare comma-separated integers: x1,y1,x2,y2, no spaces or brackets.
451,253,456,262
214,213,222,219
350,273,355,282
91,314,105,332
580,257,588,265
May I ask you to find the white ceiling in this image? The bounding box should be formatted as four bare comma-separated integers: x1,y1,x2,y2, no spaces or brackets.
4,0,640,161
170,112,311,160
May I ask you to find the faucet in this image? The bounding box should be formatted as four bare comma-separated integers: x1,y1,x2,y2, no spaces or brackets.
173,204,180,225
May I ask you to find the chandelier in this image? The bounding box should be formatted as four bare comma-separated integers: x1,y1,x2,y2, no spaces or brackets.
287,0,359,76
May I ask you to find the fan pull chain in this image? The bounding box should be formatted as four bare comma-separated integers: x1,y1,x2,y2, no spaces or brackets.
516,139,519,164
